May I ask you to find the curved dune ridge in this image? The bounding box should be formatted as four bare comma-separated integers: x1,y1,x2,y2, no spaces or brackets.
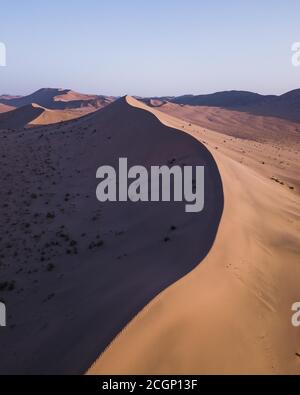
157,102,300,143
0,96,223,374
164,89,300,123
29,106,97,126
0,103,104,130
0,88,115,110
87,98,300,375
0,103,85,129
0,104,45,129
0,88,116,129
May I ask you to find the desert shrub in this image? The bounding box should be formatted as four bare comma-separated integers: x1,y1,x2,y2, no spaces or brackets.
46,212,55,219
46,263,55,272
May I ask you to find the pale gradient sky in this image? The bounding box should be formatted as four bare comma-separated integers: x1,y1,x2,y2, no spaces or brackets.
0,0,299,96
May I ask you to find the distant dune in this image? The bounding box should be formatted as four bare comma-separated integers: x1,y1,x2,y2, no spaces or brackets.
0,103,95,129
30,106,97,126
171,90,271,107
0,103,15,114
0,88,116,128
144,89,300,123
0,94,22,101
140,97,172,108
0,104,45,129
157,102,300,144
0,88,115,111
156,102,300,193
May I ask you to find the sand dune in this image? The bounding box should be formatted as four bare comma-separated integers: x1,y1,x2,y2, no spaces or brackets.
0,88,115,111
53,90,99,102
30,107,97,126
0,92,299,375
0,95,22,100
0,103,15,114
0,103,99,129
140,98,168,108
0,88,116,128
87,98,300,375
0,96,223,374
154,103,300,193
158,103,300,143
0,104,45,129
167,89,300,123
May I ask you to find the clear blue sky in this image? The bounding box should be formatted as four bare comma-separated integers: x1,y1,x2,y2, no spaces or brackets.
0,0,299,96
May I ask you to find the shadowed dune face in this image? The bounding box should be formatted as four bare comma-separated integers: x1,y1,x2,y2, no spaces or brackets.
0,97,223,374
168,89,300,123
0,104,45,129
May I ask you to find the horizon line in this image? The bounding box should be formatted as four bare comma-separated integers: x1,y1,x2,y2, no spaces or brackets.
1,86,300,98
